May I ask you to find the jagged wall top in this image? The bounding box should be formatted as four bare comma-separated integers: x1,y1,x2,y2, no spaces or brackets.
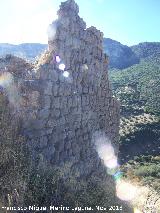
47,0,106,90
57,0,86,31
48,0,103,52
58,0,79,16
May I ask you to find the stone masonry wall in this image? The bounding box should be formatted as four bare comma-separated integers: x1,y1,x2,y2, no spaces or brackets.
20,0,120,177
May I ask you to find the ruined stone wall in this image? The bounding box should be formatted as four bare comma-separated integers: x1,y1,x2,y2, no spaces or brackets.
20,0,120,177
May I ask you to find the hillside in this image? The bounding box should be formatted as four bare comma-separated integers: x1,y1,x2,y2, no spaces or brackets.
109,56,160,116
0,43,47,61
109,54,160,160
131,42,160,59
104,38,139,69
109,46,160,203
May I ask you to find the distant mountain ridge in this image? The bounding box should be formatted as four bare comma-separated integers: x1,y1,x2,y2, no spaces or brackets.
0,43,47,61
131,42,160,59
103,38,140,69
0,40,160,69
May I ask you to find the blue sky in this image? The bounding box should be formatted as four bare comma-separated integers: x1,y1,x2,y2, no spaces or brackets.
0,0,160,45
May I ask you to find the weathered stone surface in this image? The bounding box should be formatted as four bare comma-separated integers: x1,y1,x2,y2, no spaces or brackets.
40,96,51,109
39,136,48,148
17,0,120,178
38,109,50,120
43,81,53,95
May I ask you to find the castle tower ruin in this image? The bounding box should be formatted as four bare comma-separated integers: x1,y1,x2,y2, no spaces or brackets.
21,0,120,177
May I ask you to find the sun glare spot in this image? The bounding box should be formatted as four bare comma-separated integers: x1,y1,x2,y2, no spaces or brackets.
83,64,88,71
105,156,118,169
134,208,142,213
47,24,57,41
113,171,123,181
116,180,137,201
55,55,61,63
107,168,119,176
63,71,70,78
96,142,118,169
59,63,66,71
0,72,13,88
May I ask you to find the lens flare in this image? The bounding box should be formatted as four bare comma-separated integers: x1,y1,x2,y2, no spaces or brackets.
105,156,118,169
94,132,156,211
97,143,114,161
82,64,88,71
113,171,123,181
47,23,57,41
134,208,142,213
96,142,118,169
0,72,13,89
0,72,13,88
107,167,119,176
55,55,61,63
0,72,21,107
59,63,65,71
63,71,70,78
116,180,137,201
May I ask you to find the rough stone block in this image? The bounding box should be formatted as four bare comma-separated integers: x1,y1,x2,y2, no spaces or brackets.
53,84,59,96
38,109,50,120
41,96,51,109
44,81,53,95
39,136,48,148
52,97,60,108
